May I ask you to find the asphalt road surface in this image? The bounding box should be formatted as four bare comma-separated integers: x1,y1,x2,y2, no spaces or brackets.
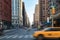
0,28,59,40
0,28,37,40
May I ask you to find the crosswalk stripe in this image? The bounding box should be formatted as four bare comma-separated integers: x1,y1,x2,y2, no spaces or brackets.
23,35,33,38
24,35,29,38
19,35,23,38
0,35,33,39
0,36,8,39
7,35,14,38
29,35,33,38
12,35,18,38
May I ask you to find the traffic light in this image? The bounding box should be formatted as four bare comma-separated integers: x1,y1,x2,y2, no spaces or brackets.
51,7,56,15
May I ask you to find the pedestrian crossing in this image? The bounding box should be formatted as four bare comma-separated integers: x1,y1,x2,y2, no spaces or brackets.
0,35,33,39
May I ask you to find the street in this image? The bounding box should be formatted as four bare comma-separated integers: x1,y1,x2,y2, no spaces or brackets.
0,28,59,40
0,28,36,40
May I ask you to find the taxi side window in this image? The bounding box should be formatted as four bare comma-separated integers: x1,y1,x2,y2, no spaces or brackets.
45,28,60,31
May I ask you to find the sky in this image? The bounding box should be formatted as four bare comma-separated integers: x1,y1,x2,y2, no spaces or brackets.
23,0,38,25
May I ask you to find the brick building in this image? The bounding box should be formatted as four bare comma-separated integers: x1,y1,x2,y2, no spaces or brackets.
0,0,11,29
39,0,50,24
39,0,60,27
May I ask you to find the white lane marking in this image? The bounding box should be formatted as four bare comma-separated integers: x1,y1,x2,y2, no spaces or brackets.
12,35,18,38
7,35,15,39
24,35,33,38
24,35,29,38
19,35,23,38
29,35,33,38
23,35,33,38
0,36,8,39
0,35,33,39
18,35,33,38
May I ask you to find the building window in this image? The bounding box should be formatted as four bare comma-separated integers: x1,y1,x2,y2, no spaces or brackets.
46,8,48,10
4,0,9,5
15,20,17,24
12,20,14,24
0,12,1,15
43,7,45,10
42,0,45,4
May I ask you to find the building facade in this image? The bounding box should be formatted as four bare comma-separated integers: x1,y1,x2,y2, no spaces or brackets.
12,0,19,28
22,2,30,27
22,2,26,27
34,4,40,27
12,0,23,28
25,13,30,27
39,0,60,27
0,0,11,29
39,0,50,26
19,0,23,27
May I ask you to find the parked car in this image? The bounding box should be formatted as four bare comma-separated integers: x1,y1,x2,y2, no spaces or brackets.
33,27,60,40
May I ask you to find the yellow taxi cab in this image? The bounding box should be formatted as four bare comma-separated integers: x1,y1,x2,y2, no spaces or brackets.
33,27,60,40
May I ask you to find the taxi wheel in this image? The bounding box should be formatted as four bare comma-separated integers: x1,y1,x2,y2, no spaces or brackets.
38,35,44,40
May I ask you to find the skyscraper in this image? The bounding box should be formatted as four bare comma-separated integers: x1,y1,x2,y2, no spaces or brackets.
39,0,50,24
12,0,23,28
22,2,30,27
19,0,23,27
12,0,19,28
0,0,11,29
33,4,40,27
22,2,26,27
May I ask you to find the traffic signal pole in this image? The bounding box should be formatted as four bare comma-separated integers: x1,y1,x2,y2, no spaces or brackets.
52,15,54,27
51,1,55,27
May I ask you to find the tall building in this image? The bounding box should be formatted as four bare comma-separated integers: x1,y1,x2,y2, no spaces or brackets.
12,0,19,28
39,0,60,27
19,0,23,27
25,13,30,27
22,2,25,27
22,2,30,27
33,4,40,27
12,0,23,28
39,0,50,24
0,0,11,29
